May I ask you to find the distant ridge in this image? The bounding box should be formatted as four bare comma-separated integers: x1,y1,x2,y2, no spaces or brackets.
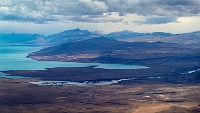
46,28,100,45
0,29,200,45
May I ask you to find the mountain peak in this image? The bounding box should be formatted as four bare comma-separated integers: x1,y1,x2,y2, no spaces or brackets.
74,28,81,31
60,28,82,34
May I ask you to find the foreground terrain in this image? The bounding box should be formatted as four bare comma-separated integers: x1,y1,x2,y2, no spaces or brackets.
0,78,199,113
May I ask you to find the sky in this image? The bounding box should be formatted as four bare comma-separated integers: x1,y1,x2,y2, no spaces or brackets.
0,0,200,35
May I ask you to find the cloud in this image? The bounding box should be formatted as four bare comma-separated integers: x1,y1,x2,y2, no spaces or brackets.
0,0,200,24
0,0,79,23
156,0,196,6
77,0,107,15
69,15,123,23
103,0,200,16
136,16,178,24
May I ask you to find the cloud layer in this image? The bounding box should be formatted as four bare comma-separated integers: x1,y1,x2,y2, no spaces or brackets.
0,0,200,24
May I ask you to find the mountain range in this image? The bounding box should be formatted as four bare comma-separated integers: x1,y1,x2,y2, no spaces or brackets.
1,28,200,46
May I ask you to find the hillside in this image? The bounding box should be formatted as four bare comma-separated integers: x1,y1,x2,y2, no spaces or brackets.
46,28,100,45
28,37,200,64
112,30,200,45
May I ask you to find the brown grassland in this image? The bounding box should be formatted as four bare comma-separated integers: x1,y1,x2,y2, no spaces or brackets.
0,78,199,113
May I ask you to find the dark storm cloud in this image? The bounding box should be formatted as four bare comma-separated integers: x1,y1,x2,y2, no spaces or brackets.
102,0,200,16
157,0,196,6
0,0,200,24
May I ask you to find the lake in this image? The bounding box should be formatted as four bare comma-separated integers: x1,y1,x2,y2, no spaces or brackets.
0,45,149,78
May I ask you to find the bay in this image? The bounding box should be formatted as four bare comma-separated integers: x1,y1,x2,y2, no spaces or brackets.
0,45,149,79
0,45,149,71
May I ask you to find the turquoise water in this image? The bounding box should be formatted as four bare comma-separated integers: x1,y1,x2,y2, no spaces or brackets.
0,45,149,78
